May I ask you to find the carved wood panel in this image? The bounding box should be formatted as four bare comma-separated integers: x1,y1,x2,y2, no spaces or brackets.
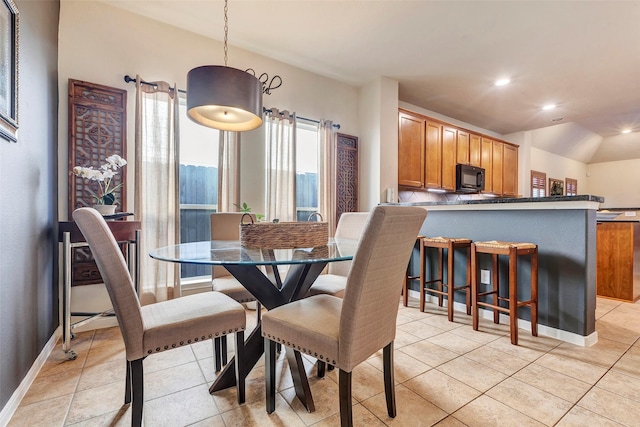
68,79,127,216
336,133,358,224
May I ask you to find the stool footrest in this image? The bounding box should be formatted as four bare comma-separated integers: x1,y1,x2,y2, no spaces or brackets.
477,301,510,314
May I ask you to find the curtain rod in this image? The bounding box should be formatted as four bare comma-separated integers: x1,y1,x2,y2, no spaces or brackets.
124,75,341,129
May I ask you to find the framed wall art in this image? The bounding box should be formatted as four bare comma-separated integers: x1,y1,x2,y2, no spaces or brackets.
0,0,18,142
549,178,564,196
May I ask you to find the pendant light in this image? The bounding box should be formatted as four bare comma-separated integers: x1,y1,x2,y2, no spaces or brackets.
187,0,263,131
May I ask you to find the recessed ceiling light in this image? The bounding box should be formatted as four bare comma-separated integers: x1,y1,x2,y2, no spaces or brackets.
494,78,510,86
622,129,632,134
542,104,556,111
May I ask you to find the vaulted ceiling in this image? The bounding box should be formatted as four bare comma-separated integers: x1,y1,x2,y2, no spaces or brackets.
100,0,640,163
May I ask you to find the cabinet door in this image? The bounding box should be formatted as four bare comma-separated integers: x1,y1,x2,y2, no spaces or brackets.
502,143,518,196
442,126,457,190
456,130,470,165
492,141,504,195
469,133,481,167
425,122,443,188
398,112,425,188
480,137,493,193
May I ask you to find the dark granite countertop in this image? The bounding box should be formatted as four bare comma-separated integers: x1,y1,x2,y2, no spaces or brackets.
397,194,604,207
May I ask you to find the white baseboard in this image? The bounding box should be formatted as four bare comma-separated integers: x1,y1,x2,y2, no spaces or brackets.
0,327,61,425
409,291,598,347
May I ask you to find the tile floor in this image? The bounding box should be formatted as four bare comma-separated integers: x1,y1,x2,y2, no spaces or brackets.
8,296,640,426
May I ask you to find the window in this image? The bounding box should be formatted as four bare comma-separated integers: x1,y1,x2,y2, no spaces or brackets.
296,121,319,221
178,97,219,279
566,178,578,196
531,170,546,197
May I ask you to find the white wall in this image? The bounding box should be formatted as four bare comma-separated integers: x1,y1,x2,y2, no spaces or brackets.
528,147,588,198
587,159,640,208
57,1,360,219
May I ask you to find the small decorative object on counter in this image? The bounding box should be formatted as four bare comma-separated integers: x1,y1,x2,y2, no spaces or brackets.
72,154,127,214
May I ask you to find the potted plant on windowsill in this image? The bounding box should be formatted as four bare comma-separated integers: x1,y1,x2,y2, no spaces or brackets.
73,154,127,215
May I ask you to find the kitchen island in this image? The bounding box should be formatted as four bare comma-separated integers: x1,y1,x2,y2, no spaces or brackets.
395,195,603,346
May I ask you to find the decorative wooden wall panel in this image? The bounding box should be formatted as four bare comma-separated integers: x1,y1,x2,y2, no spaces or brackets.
68,79,127,216
336,133,358,223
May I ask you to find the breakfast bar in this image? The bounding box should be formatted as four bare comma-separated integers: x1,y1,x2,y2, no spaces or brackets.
396,195,603,346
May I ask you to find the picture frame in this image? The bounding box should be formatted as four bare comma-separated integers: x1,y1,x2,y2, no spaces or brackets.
0,0,18,142
549,178,564,196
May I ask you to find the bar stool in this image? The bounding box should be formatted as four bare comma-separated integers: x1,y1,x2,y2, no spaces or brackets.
420,237,472,321
402,236,424,306
471,240,538,345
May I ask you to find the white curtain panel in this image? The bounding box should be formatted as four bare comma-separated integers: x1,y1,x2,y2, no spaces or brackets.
318,120,337,234
134,76,181,304
264,108,297,222
217,131,241,212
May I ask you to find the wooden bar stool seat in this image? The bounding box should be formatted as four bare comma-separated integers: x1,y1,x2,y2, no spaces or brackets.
471,240,538,345
402,236,424,307
420,236,472,321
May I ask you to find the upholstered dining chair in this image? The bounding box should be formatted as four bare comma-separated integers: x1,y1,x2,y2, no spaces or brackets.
262,206,427,426
306,211,369,298
73,208,247,427
210,212,259,371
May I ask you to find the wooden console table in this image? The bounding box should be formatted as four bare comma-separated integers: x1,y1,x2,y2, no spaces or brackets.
597,220,640,302
58,219,141,359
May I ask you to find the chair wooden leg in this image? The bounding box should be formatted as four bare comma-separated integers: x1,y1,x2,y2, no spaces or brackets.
402,274,408,307
446,242,455,322
471,244,479,331
124,360,132,404
214,337,222,372
492,254,500,324
221,335,228,366
317,361,326,378
131,358,144,427
265,338,276,413
419,242,426,312
437,248,444,307
509,248,518,345
235,331,245,404
531,250,539,337
339,369,353,427
465,246,472,315
383,342,396,418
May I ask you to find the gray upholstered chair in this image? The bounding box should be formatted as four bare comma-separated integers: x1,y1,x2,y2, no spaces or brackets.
306,211,369,298
210,212,259,371
262,206,427,426
73,208,246,427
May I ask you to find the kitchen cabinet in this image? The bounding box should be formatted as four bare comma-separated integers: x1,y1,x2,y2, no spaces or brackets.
492,141,504,195
480,137,493,193
456,130,470,164
398,111,425,188
441,126,457,191
469,133,481,167
424,121,443,188
597,221,640,302
502,143,518,196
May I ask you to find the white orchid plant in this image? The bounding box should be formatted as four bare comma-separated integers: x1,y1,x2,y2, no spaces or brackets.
73,154,127,205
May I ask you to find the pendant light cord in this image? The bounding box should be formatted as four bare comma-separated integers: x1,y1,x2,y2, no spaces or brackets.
223,0,229,66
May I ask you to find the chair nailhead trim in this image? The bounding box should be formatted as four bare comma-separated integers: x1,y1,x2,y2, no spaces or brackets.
164,345,169,350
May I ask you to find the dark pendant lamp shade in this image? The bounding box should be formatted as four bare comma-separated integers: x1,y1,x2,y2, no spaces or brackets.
187,65,263,132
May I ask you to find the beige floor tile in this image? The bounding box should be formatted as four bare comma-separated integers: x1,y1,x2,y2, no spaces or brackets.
221,393,305,427
577,387,640,426
399,340,459,368
191,339,216,360
39,347,89,378
366,347,431,383
361,384,447,426
452,395,545,427
394,328,427,349
187,414,226,427
64,407,132,427
280,377,341,425
596,298,622,320
596,317,640,345
511,363,591,403
596,369,640,403
464,345,530,376
448,323,506,345
90,326,123,349
485,377,573,425
419,313,466,332
76,358,125,392
83,341,125,368
65,381,125,425
144,360,206,401
432,415,469,426
313,402,386,427
143,384,220,426
20,367,80,406
612,345,640,379
144,345,197,373
398,319,447,339
437,356,507,392
404,369,481,414
549,338,630,369
485,336,548,363
534,352,608,385
7,394,72,427
427,331,484,355
556,406,623,427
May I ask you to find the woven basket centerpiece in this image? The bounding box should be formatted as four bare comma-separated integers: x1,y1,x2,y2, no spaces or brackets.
239,213,328,249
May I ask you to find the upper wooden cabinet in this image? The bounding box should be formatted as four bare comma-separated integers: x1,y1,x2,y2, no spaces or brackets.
398,109,518,195
398,111,425,188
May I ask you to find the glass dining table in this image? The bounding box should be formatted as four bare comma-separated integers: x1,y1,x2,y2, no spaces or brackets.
149,238,358,412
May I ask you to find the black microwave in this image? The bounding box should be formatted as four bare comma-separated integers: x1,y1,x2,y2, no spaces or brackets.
456,164,485,193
